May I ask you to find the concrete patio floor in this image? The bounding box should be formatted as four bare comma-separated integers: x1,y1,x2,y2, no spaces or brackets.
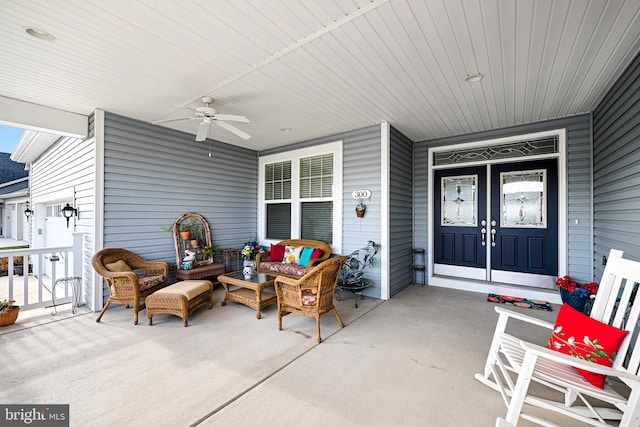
0,284,606,426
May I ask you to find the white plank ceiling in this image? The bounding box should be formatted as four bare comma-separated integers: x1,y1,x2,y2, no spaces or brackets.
1,0,640,150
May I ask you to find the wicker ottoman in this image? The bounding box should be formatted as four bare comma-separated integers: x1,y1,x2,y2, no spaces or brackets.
146,280,213,327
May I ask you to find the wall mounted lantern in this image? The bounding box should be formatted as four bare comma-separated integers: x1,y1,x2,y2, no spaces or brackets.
24,201,33,219
61,203,78,228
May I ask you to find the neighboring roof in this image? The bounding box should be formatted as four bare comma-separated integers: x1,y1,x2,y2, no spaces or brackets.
0,152,27,183
0,176,28,197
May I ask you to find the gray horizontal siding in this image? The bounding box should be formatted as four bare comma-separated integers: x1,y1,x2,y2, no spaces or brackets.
103,112,258,266
341,126,382,297
389,125,413,296
593,50,640,277
414,114,593,282
262,124,384,297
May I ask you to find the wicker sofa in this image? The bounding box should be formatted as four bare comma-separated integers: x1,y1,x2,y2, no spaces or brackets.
255,239,332,279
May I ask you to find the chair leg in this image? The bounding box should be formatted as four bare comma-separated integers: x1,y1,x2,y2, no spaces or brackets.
316,317,322,343
278,310,283,331
503,350,538,425
96,301,111,323
133,300,139,325
333,308,344,328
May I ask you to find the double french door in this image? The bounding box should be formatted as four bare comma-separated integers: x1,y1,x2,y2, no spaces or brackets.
433,159,558,289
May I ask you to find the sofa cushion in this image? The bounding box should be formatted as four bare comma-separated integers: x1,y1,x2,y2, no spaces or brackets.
311,248,323,260
259,262,306,277
138,275,165,291
105,260,133,272
299,247,315,267
284,245,304,265
270,244,285,262
302,288,318,306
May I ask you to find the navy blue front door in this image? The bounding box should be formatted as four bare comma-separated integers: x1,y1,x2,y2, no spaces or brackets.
490,159,558,277
434,166,487,270
433,159,559,287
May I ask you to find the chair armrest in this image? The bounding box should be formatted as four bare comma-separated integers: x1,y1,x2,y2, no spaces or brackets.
494,306,555,330
134,261,168,279
518,337,640,382
274,275,305,304
274,275,302,288
106,272,141,296
256,252,269,267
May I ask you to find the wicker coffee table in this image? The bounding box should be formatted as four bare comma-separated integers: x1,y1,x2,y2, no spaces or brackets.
218,271,277,319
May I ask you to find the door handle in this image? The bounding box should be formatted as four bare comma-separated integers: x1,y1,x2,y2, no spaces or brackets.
481,228,486,246
491,229,496,247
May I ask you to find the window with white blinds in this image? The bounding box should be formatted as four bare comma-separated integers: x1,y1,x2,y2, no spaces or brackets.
265,161,291,200
260,141,342,247
300,154,333,198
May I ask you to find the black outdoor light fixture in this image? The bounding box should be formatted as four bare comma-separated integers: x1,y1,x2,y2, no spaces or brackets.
24,201,33,219
61,203,78,228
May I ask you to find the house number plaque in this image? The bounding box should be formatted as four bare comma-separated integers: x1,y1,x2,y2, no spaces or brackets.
352,190,372,201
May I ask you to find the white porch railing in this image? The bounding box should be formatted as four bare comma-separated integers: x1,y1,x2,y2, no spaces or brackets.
0,233,83,310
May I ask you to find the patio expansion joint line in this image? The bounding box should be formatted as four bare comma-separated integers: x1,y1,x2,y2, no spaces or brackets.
190,298,386,426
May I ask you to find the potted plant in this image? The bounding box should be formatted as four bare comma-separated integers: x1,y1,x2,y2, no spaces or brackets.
241,241,263,275
0,298,19,326
202,244,220,259
338,240,380,291
556,275,599,313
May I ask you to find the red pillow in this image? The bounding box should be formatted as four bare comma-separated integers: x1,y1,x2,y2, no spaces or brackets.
269,244,285,262
311,249,323,259
547,304,629,389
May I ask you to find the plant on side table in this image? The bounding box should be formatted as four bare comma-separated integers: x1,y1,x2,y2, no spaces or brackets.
0,298,19,326
202,244,220,260
241,241,263,277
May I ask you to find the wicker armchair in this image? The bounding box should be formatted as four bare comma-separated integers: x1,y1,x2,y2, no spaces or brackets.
274,256,347,343
92,248,169,325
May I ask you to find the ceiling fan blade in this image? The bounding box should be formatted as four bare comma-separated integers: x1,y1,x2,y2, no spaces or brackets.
152,116,196,124
195,121,210,141
214,114,249,123
216,121,251,140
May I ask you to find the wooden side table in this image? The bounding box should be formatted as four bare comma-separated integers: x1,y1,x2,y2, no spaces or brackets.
176,262,225,282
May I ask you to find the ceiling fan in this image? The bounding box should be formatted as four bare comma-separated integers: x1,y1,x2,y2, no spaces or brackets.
153,96,250,141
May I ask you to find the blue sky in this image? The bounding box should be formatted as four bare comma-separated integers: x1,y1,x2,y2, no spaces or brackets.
0,125,23,153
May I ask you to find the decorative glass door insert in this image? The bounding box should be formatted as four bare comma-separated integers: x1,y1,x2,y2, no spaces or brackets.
500,169,546,228
441,175,477,226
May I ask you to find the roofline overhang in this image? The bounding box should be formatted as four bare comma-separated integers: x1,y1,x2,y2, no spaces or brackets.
0,96,88,163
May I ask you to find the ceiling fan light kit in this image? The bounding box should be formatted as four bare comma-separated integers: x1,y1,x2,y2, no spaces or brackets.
153,96,250,141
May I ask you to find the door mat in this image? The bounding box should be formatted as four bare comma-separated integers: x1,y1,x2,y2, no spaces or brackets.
487,293,552,311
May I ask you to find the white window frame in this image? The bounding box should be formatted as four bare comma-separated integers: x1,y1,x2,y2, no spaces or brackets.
258,141,343,250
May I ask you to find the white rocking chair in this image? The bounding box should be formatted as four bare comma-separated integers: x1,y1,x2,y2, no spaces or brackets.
475,249,640,426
